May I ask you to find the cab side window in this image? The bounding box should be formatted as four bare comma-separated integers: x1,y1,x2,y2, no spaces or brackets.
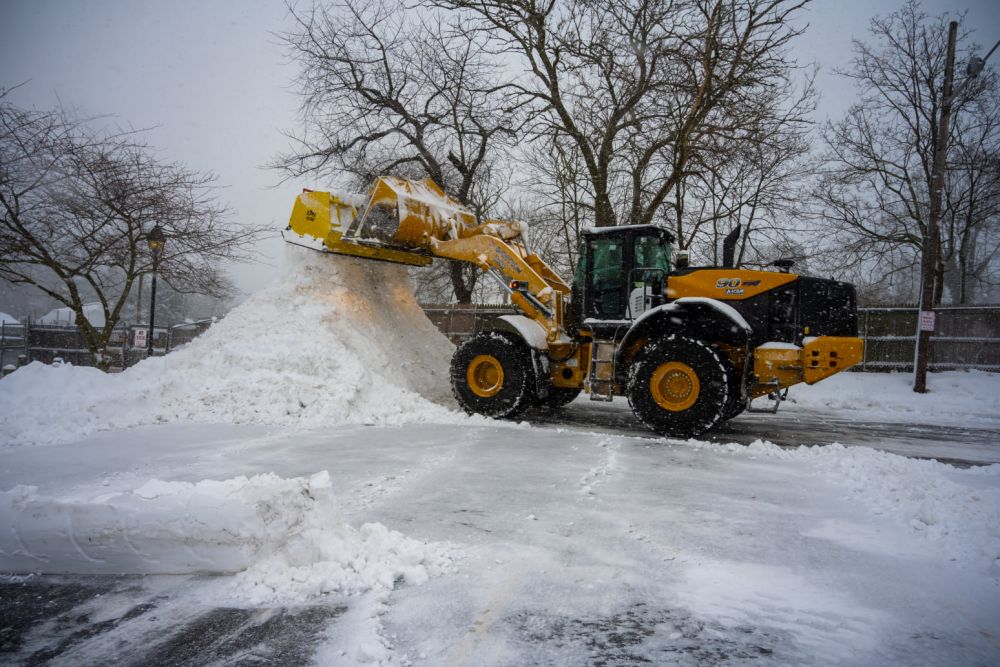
634,235,671,272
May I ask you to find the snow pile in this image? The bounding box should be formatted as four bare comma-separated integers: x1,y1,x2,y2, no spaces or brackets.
0,246,467,446
0,471,452,601
709,440,1000,579
783,370,1000,426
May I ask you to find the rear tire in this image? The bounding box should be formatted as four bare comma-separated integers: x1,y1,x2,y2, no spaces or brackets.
451,331,536,419
626,335,729,438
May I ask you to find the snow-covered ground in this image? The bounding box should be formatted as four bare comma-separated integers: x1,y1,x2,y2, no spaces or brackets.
779,367,1000,428
2,248,999,665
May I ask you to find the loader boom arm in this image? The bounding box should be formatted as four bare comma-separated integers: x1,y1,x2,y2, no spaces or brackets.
286,176,571,340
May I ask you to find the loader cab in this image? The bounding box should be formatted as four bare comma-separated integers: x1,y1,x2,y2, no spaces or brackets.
572,226,674,325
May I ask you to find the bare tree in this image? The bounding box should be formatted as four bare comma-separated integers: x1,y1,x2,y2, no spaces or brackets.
522,130,592,274
0,95,261,366
433,0,809,237
942,94,1000,303
812,1,1000,304
277,0,522,302
674,72,816,267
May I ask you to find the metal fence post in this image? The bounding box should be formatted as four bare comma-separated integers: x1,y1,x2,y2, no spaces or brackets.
862,309,869,371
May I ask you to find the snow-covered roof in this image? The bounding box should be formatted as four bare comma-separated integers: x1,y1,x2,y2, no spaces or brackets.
0,312,19,325
37,303,106,327
582,224,675,241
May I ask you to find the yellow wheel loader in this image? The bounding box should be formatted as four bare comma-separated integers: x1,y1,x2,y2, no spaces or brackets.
286,176,863,438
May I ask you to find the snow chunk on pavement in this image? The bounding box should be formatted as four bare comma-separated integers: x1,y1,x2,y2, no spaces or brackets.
0,471,453,602
0,246,467,446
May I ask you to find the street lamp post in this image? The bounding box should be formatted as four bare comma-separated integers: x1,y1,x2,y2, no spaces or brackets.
146,225,165,357
913,26,999,392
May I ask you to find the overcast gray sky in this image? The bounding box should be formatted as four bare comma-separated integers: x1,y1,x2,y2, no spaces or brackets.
2,0,998,297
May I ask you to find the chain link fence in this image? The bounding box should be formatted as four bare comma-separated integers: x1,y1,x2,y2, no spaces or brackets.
0,319,217,374
858,306,1000,371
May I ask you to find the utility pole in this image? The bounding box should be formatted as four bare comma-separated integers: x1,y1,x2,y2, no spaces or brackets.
134,273,144,324
913,21,957,393
912,26,999,392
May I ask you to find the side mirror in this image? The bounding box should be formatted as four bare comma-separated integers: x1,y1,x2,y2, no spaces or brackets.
770,259,796,273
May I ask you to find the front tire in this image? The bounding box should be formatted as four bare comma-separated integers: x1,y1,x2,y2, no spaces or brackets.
626,335,729,438
451,331,536,419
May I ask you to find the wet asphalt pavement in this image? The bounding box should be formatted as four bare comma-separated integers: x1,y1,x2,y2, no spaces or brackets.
0,575,344,666
1,576,782,667
522,398,1000,467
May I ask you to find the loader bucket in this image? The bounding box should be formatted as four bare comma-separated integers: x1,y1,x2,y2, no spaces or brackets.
286,189,432,267
357,176,477,249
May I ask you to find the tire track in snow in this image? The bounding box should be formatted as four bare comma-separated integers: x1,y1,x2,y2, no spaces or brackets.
341,437,467,516
578,436,621,498
575,437,687,566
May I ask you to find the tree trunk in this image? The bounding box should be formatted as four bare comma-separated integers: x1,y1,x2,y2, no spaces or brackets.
449,261,475,304
593,189,617,228
933,257,946,306
74,316,109,371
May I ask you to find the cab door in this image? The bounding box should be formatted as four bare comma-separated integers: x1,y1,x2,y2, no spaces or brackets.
584,236,626,320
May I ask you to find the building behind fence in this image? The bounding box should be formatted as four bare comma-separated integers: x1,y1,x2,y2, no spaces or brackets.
421,304,1000,373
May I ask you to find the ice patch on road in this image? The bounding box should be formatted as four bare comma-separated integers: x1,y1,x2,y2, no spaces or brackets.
676,560,888,655
0,246,469,447
702,440,1000,581
0,471,453,603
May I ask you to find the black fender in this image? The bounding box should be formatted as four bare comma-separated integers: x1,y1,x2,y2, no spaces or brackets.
615,297,752,384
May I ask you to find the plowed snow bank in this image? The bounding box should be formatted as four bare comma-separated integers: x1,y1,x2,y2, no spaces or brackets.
783,369,1000,426
1,471,453,602
0,246,465,446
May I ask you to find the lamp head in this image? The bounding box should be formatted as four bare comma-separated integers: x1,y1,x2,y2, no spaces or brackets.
147,225,166,259
966,56,985,79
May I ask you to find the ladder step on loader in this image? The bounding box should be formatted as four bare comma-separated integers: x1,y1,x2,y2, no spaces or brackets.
588,340,616,402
